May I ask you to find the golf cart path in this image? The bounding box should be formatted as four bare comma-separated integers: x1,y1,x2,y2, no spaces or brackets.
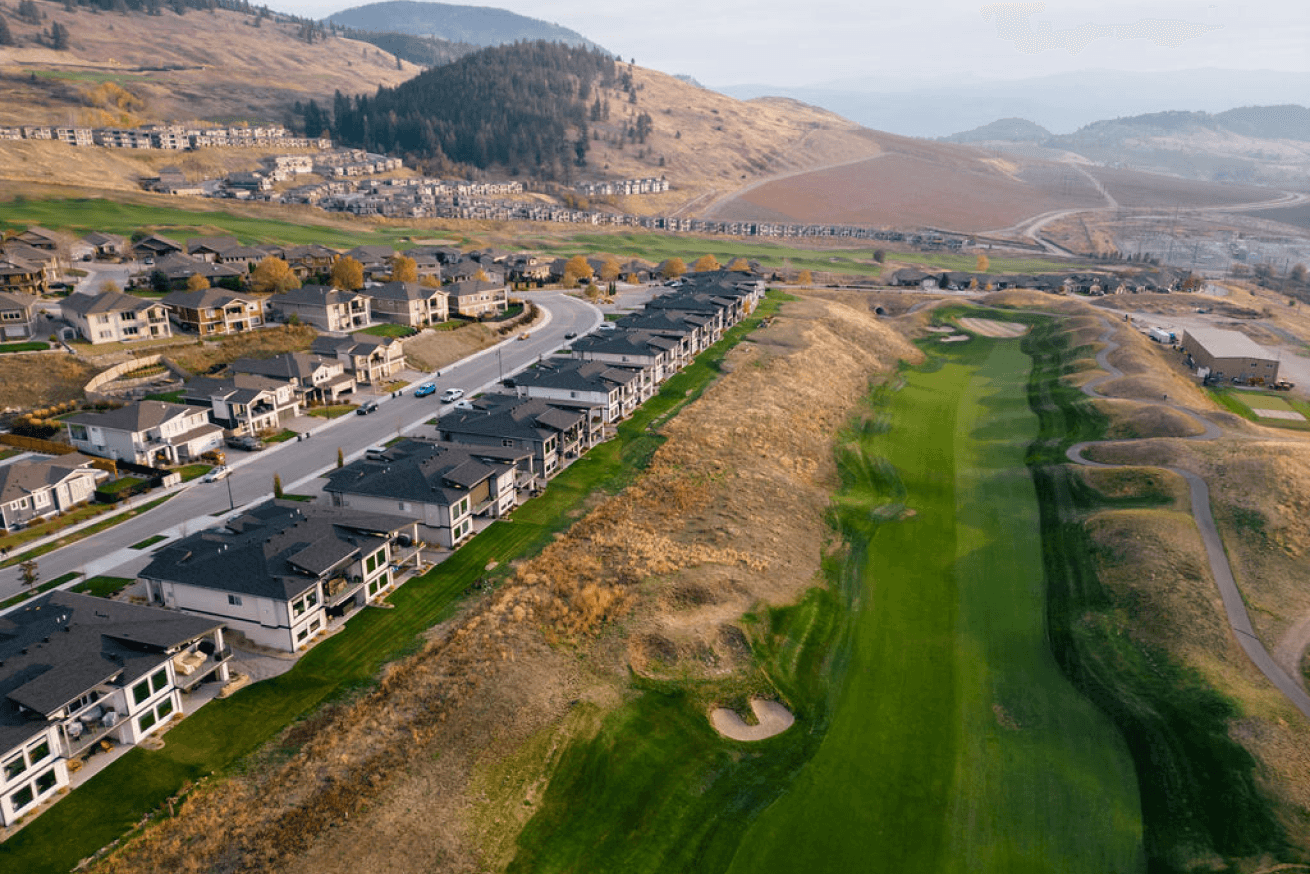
1064,318,1310,721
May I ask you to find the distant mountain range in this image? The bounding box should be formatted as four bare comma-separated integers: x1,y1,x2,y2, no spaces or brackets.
939,105,1310,187
720,69,1310,139
326,1,601,51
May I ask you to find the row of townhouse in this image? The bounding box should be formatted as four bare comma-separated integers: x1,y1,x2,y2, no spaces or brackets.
575,177,669,197
0,125,330,151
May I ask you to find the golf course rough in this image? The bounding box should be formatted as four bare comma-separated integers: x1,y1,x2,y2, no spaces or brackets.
726,335,1144,873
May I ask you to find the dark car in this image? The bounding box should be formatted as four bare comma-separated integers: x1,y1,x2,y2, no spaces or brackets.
225,435,265,451
356,400,380,415
414,382,437,398
564,331,577,339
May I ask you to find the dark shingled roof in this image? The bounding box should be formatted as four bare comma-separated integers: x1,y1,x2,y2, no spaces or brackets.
0,592,221,749
510,358,638,396
60,290,158,318
324,440,508,506
65,400,199,434
140,500,415,603
438,396,584,445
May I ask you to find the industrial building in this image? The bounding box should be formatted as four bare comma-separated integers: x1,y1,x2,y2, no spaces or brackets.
1181,327,1280,384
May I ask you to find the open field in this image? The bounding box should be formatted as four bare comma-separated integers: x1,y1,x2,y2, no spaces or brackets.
704,151,1105,232
1247,202,1310,231
727,334,1142,873
1080,167,1279,209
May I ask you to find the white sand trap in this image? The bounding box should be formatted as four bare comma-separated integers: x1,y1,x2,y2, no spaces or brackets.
710,698,795,741
940,334,971,343
924,326,954,333
958,317,1029,338
1256,409,1307,421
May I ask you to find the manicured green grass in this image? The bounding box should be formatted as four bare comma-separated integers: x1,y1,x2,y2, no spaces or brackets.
0,341,49,353
98,475,146,495
0,198,425,251
28,69,152,83
71,576,133,597
144,390,185,403
1207,387,1310,430
358,324,416,338
728,337,1142,874
0,288,786,874
0,495,174,569
176,464,211,482
263,429,297,443
130,534,168,550
306,404,357,418
0,571,83,608
1241,394,1296,412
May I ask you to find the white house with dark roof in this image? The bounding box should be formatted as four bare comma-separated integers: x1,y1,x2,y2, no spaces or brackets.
270,284,371,332
311,333,406,385
0,592,230,826
64,401,223,466
436,396,591,482
61,290,172,345
444,279,509,318
180,373,302,437
160,288,266,336
508,357,642,423
228,352,354,405
0,291,39,341
139,501,420,652
0,453,109,532
361,281,449,328
324,439,517,547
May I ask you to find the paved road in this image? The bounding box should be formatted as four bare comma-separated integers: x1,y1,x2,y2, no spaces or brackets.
1065,317,1310,721
0,291,602,602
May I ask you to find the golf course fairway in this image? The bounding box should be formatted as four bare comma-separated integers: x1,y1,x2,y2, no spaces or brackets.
726,335,1145,873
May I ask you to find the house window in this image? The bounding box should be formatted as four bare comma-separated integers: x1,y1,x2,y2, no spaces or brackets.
34,769,56,795
292,597,306,617
157,698,174,720
151,669,168,694
9,785,34,812
296,627,309,642
3,756,24,781
131,680,151,705
228,594,243,606
305,590,318,608
308,618,321,633
28,740,50,765
138,709,158,732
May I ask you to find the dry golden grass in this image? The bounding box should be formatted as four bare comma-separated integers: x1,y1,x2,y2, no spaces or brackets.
166,324,317,375
0,352,100,410
1093,398,1207,439
86,294,918,874
0,1,419,126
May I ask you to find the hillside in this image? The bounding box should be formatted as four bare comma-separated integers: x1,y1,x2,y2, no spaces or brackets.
942,105,1310,188
326,1,597,49
0,0,421,126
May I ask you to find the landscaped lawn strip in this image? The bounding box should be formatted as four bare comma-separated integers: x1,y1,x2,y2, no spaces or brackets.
0,291,786,874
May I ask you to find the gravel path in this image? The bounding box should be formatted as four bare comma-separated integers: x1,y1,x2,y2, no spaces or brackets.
1065,318,1310,720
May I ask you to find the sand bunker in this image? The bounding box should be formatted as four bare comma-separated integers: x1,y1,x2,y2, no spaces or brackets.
924,326,954,334
1256,409,1307,421
958,317,1029,338
940,334,971,343
710,698,795,741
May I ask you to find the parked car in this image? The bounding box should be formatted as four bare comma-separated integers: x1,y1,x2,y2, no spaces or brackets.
225,435,265,452
201,466,230,483
414,382,437,398
357,400,380,415
597,322,616,331
518,332,531,341
564,331,577,339
453,399,474,410
440,388,465,403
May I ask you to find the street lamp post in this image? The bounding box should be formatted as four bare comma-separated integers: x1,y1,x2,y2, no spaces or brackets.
497,346,503,382
225,474,235,511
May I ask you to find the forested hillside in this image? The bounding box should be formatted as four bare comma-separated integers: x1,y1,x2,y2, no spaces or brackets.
326,0,596,49
336,28,476,67
320,41,616,179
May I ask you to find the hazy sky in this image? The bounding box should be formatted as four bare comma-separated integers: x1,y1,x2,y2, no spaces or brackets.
290,0,1310,87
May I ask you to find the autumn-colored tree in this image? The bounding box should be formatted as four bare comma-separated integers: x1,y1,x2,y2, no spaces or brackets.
420,274,441,288
728,257,750,272
625,273,639,285
19,560,38,590
185,273,210,292
975,254,990,272
599,256,622,283
337,447,344,469
98,279,121,294
796,269,812,286
661,257,686,280
273,473,284,499
473,268,491,283
390,255,418,283
692,254,720,272
251,256,300,294
584,283,603,301
331,256,365,290
562,255,593,287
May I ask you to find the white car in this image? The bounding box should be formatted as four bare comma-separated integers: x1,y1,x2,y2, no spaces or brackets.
440,388,465,403
201,466,230,483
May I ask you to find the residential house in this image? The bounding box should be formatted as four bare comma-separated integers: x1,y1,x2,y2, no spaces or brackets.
12,228,60,251
436,395,590,482
0,291,39,340
270,285,371,332
281,244,339,280
0,242,60,289
229,352,354,405
311,333,406,386
444,279,508,318
324,439,518,548
150,253,245,290
61,290,172,345
506,254,553,284
0,592,230,827
361,281,448,328
180,373,302,437
0,454,109,532
341,245,396,281
508,356,643,423
443,257,504,286
161,288,266,336
82,232,126,260
65,401,223,466
186,236,240,263
567,329,683,384
400,248,443,281
139,501,421,652
130,234,185,262
0,260,46,296
615,309,719,353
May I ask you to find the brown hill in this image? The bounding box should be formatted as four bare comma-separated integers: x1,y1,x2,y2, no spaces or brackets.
0,0,420,126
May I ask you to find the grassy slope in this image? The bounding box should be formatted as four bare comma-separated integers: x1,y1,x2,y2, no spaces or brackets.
727,338,1142,873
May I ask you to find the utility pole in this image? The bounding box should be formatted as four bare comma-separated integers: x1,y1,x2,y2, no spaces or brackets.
225,474,235,511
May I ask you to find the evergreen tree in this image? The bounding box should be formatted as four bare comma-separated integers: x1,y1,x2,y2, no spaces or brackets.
0,14,13,47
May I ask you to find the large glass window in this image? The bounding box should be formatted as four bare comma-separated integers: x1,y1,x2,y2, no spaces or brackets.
157,698,174,720
138,710,158,733
35,769,56,794
131,680,150,705
10,785,34,811
28,740,50,765
3,756,25,781
150,669,168,694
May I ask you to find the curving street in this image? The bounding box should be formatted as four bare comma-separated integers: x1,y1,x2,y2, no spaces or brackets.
0,291,602,603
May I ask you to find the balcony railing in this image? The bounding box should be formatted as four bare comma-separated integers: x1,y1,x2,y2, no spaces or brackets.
173,646,233,691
